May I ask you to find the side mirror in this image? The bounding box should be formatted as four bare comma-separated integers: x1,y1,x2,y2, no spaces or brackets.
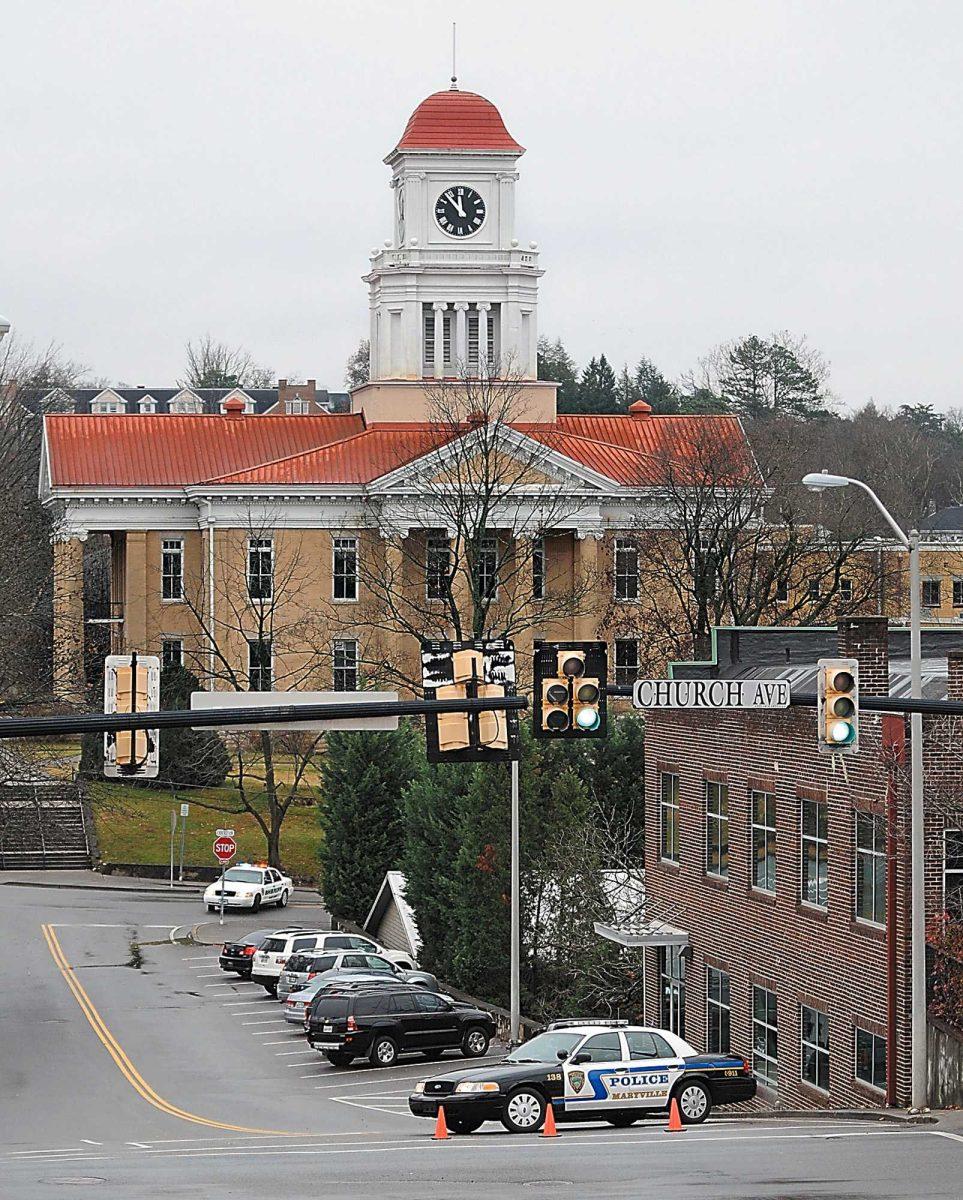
555,1049,569,1061
570,1052,590,1065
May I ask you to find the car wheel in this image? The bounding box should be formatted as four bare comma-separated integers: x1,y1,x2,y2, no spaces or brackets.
324,1051,354,1067
278,889,289,908
501,1087,546,1134
447,1116,485,1135
369,1035,399,1067
605,1111,639,1128
674,1080,712,1125
251,895,261,913
462,1026,491,1058
263,982,277,997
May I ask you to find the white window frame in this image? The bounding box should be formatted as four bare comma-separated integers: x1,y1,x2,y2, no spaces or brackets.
333,639,358,692
426,534,451,602
752,985,778,1088
706,966,731,1055
532,536,545,601
751,789,777,894
138,397,156,413
247,537,274,601
801,796,828,909
614,638,640,686
839,577,853,603
286,398,309,414
161,539,184,602
854,1027,887,1093
775,578,789,604
705,780,729,878
475,535,498,601
922,577,942,608
614,538,639,601
91,398,126,414
944,827,963,919
800,1004,829,1093
953,578,963,609
660,771,680,864
854,810,886,927
332,536,359,602
169,392,203,414
161,638,183,669
247,637,273,692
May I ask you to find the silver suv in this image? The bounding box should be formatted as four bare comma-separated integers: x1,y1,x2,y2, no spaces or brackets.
278,949,437,1001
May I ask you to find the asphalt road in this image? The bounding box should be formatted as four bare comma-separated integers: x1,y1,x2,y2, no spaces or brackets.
2,872,961,1199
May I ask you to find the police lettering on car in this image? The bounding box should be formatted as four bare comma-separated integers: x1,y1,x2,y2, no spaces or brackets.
409,1020,756,1135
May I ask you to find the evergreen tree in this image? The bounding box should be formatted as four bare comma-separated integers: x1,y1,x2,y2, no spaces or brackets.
718,333,829,420
537,336,580,409
634,357,680,413
317,722,422,924
573,354,620,414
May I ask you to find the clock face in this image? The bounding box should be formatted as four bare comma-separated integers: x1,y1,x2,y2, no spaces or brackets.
435,186,486,237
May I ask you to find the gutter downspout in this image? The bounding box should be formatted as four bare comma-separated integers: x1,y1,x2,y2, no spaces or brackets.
200,505,215,689
882,712,905,1107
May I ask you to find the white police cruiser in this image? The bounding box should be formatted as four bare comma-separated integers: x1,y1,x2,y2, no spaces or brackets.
204,864,293,913
409,1019,756,1134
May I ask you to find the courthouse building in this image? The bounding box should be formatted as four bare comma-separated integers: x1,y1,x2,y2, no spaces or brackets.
40,81,756,699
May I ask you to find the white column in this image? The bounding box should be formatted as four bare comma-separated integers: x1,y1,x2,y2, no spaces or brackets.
477,302,491,372
432,302,447,379
454,302,469,373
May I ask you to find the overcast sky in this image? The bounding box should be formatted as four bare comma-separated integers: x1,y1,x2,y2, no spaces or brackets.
3,0,961,409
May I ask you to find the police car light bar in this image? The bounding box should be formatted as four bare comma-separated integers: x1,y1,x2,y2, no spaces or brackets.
547,1018,630,1030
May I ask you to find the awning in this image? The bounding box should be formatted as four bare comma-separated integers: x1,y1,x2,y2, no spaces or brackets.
594,919,689,949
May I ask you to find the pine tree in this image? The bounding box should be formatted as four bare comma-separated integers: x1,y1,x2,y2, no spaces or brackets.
573,354,619,414
718,333,829,420
317,722,422,924
537,336,580,409
634,357,680,413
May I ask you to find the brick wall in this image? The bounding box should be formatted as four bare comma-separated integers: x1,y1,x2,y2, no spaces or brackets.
642,704,914,1109
837,615,890,697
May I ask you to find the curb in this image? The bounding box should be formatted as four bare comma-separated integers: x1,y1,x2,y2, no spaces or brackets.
2,879,202,896
720,1107,935,1125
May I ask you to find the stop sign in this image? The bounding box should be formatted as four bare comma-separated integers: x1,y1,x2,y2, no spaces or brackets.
213,835,236,864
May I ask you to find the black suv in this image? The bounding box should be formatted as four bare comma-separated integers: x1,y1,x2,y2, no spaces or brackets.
306,986,495,1068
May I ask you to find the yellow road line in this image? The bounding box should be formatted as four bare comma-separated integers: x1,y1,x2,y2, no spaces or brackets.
41,924,302,1136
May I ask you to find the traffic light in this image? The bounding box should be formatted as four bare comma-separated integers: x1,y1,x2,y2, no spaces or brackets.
533,640,607,739
104,653,160,778
816,657,858,755
421,639,518,763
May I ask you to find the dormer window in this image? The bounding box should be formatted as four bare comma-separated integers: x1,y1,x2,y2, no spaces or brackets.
286,398,309,414
218,390,254,414
138,397,156,413
90,390,127,414
169,391,203,414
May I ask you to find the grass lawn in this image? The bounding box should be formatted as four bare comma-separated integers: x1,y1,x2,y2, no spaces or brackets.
88,780,322,883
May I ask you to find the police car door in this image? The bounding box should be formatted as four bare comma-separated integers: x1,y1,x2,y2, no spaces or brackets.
621,1028,685,1110
264,870,281,902
562,1032,629,1115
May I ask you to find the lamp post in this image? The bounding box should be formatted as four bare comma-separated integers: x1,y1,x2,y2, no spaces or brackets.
0,316,10,343
802,471,926,1110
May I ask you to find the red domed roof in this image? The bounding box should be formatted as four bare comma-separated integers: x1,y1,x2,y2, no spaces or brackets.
394,88,523,154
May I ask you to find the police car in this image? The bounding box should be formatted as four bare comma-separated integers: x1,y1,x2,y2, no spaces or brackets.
409,1019,756,1134
203,864,293,912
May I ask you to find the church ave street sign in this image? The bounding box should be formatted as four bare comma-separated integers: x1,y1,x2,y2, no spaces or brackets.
632,678,791,710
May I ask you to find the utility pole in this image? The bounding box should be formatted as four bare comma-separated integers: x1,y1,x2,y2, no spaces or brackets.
509,757,520,1046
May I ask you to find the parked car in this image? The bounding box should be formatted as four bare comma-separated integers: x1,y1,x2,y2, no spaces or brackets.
203,865,293,912
285,978,434,1027
277,949,437,1001
305,985,495,1067
408,1019,757,1135
254,931,415,996
218,928,287,978
251,929,331,995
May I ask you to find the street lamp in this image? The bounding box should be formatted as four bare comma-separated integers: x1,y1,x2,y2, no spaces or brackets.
0,315,10,343
803,470,926,1110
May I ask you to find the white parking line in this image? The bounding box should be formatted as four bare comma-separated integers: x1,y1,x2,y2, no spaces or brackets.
232,1009,283,1016
262,1039,301,1045
242,1019,290,1026
195,973,225,979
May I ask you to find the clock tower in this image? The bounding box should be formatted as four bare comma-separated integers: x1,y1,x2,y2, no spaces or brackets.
353,83,556,423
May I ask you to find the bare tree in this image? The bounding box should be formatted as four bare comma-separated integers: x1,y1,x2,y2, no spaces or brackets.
344,339,370,388
181,336,272,389
328,364,600,689
174,513,332,866
0,335,93,705
605,422,891,667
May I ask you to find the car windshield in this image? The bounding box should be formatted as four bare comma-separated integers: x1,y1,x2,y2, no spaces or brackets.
505,1031,582,1063
223,869,262,884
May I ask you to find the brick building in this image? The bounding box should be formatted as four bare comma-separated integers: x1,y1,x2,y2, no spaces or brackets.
603,618,963,1110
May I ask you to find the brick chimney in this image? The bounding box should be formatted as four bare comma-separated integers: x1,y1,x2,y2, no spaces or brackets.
947,651,963,701
836,616,889,697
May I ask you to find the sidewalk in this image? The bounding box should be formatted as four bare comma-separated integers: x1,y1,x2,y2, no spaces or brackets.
0,866,321,905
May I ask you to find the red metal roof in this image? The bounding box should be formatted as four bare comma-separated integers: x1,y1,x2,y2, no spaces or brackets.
43,412,759,491
44,413,363,488
395,90,523,154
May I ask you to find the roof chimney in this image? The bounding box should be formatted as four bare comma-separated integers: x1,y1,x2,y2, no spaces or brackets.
629,400,653,417
223,396,246,418
836,616,889,698
947,652,963,702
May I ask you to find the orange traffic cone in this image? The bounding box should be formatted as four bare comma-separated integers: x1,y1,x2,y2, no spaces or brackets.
540,1102,558,1138
664,1097,685,1133
432,1106,450,1141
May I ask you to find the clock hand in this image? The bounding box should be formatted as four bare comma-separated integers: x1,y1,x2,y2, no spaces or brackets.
446,190,466,218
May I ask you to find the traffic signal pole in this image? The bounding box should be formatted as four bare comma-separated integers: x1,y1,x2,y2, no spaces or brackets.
510,757,520,1047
